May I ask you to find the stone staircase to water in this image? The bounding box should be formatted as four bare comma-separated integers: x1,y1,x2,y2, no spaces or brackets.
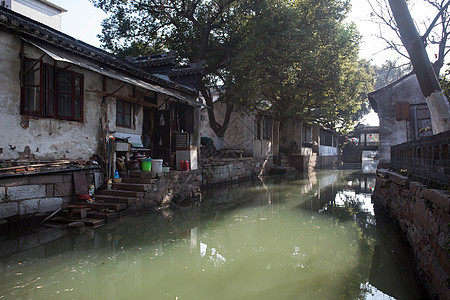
49,172,163,227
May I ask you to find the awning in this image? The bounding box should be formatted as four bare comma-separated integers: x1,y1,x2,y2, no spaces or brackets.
22,38,201,107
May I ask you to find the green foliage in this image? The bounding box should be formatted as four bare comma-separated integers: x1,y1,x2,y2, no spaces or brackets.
91,0,373,134
1,193,10,203
223,0,374,132
441,63,450,100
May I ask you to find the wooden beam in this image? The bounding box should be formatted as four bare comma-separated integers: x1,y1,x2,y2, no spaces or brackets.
86,90,159,108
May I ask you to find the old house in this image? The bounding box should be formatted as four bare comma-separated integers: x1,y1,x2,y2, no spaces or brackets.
279,120,339,171
368,73,432,166
199,91,278,183
199,88,280,159
0,5,201,225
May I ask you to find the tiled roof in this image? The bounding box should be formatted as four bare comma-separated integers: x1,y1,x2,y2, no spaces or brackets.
0,6,197,96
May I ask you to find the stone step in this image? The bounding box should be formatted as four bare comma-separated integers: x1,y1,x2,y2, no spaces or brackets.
130,170,158,179
97,189,142,198
72,201,126,212
93,194,139,206
112,182,151,192
122,177,156,184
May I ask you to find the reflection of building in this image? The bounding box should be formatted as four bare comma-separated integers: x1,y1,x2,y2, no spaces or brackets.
368,73,432,166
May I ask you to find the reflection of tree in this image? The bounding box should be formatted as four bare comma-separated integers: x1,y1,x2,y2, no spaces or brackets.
315,192,377,300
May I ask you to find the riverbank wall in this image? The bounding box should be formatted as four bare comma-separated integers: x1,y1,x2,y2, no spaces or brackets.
0,167,102,231
200,156,272,187
0,156,272,229
372,169,449,299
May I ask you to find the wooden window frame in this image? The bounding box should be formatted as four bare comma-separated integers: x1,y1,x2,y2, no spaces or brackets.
116,99,132,128
21,57,83,121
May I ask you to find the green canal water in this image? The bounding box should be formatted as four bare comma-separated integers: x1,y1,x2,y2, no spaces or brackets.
0,169,428,299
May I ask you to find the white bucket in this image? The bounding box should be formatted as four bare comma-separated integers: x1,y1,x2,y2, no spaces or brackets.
152,159,163,172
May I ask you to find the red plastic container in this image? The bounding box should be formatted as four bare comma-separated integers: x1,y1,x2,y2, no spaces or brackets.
184,160,190,171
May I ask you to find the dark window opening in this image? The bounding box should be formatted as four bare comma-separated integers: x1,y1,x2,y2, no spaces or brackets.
254,117,261,140
263,116,271,140
116,100,132,128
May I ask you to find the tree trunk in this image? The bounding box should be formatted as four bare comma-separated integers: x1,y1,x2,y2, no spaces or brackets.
199,87,234,139
388,0,450,134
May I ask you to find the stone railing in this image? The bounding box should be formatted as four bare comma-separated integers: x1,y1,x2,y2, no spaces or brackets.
390,130,450,187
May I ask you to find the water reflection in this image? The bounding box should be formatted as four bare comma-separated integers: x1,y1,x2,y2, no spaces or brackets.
0,169,427,299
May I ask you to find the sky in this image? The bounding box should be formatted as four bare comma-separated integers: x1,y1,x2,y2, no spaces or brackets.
48,0,442,126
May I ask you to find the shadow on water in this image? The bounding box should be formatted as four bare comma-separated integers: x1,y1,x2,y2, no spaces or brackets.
0,168,428,299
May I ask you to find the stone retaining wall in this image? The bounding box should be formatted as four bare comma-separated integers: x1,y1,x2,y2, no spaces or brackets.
128,170,202,208
0,168,102,228
200,156,272,186
372,169,449,299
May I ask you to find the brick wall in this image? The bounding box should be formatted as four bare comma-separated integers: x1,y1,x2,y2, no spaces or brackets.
372,169,449,299
391,130,450,186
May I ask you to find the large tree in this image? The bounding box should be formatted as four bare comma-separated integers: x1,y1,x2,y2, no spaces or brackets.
92,0,372,136
368,0,450,76
91,0,260,138
227,0,373,132
388,0,450,133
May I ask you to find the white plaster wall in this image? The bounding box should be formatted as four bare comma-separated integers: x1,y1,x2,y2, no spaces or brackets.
223,111,254,155
0,30,144,161
370,74,426,165
280,119,302,150
200,105,274,157
11,0,63,30
319,145,338,156
103,79,144,136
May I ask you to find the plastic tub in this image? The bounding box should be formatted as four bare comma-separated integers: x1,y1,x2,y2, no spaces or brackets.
162,166,170,172
141,158,152,171
152,159,163,172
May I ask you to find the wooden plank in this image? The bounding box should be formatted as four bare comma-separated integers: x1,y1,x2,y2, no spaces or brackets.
73,172,88,194
72,201,126,211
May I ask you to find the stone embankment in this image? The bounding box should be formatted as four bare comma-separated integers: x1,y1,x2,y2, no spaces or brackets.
0,156,272,229
201,156,272,186
372,169,449,300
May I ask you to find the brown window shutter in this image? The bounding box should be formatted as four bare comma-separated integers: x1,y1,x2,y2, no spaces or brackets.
396,103,410,120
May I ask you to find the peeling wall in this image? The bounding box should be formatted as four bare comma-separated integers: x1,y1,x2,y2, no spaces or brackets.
0,30,145,162
200,105,274,158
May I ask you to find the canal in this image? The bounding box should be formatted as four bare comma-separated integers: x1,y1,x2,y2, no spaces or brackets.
0,169,428,299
